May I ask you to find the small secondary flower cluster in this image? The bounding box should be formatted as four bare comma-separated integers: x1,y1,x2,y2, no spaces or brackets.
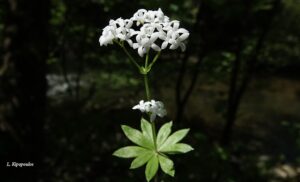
132,100,167,122
99,8,189,57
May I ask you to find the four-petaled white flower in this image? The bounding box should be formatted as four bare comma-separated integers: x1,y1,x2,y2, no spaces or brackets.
132,100,167,122
99,18,135,46
99,8,189,57
162,20,189,51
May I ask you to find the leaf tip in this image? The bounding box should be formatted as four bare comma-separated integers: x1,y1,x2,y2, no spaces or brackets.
185,144,194,153
129,164,136,169
170,169,175,177
188,147,194,152
112,151,117,156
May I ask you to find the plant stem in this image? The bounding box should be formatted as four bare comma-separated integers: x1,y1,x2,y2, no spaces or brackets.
118,41,141,72
150,108,157,150
144,72,158,182
143,52,159,182
144,74,151,100
148,51,161,70
143,51,151,100
143,56,157,150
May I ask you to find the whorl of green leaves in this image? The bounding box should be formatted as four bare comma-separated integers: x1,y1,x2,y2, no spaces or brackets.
113,118,193,182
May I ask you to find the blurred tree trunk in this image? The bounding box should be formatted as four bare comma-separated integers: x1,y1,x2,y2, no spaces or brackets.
2,0,50,180
221,0,282,146
175,1,205,122
221,41,243,146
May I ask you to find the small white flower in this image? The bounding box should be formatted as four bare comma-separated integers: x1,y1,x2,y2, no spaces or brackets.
99,8,189,55
99,25,116,46
163,21,190,51
132,23,162,57
132,100,146,112
99,18,135,47
132,100,167,121
153,8,170,23
131,9,147,26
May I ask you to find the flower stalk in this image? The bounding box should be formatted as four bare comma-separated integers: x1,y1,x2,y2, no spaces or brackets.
117,41,141,72
143,65,157,151
143,53,158,182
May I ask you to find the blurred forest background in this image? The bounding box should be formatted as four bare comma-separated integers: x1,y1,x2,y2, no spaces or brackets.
1,0,300,181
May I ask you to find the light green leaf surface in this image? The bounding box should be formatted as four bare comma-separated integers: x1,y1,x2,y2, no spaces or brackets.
160,143,194,154
141,118,154,147
156,121,173,148
121,125,153,149
130,150,154,169
145,154,159,182
158,154,175,177
113,146,147,158
158,128,190,151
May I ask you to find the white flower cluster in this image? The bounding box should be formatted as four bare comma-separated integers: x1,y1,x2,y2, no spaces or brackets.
99,8,189,57
132,100,167,122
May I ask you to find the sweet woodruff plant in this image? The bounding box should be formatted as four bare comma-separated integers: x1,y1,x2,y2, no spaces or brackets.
99,8,193,182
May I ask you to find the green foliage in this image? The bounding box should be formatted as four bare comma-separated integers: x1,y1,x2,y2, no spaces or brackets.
113,118,193,181
158,155,175,177
156,121,172,147
121,125,153,149
112,146,147,158
158,128,190,152
50,0,66,25
145,154,159,181
130,150,153,169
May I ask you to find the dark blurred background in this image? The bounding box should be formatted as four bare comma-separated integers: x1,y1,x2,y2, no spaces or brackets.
1,0,300,181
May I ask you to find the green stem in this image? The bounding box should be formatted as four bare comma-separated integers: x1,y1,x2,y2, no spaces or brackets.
144,74,151,101
151,120,157,150
143,51,151,100
148,51,161,70
144,52,158,153
144,52,160,182
145,72,158,182
118,41,141,72
145,50,149,70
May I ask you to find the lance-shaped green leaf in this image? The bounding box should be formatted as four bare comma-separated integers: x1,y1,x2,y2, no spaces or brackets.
158,128,190,151
130,150,154,169
141,118,154,148
158,154,175,177
121,125,153,149
145,154,159,182
113,146,147,158
160,143,194,154
156,121,172,148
